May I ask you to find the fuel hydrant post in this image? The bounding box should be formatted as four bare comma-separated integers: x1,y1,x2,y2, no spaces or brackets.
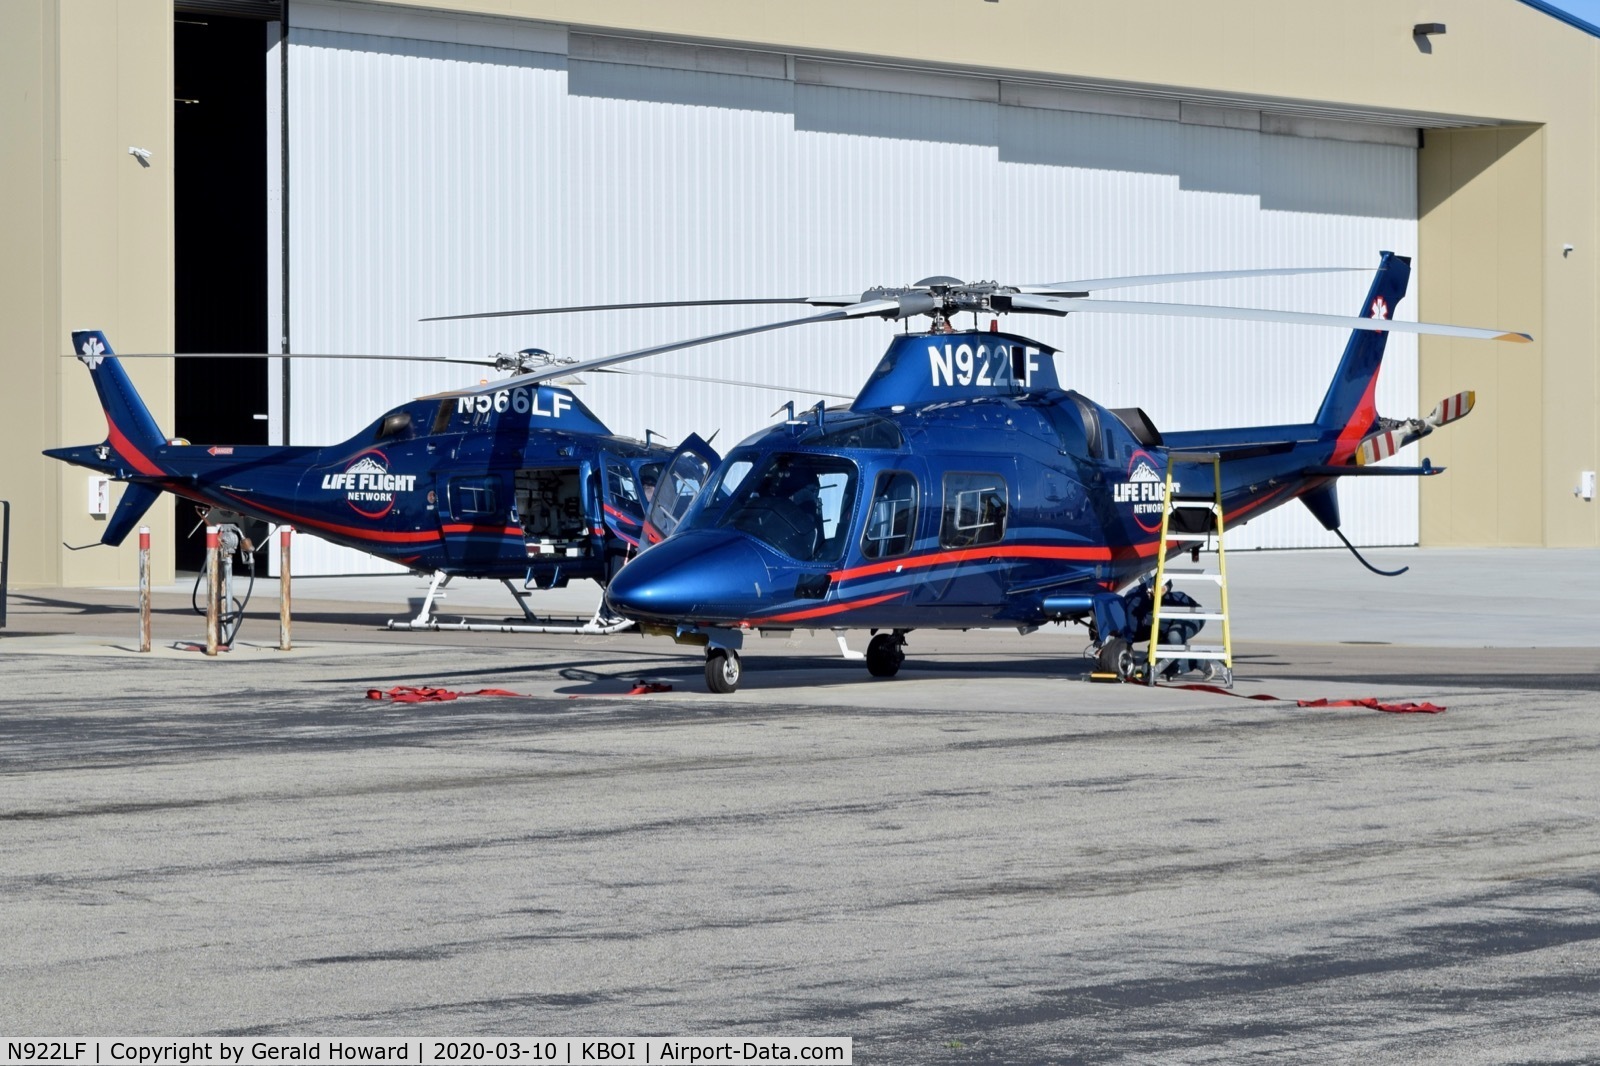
279,526,293,651
138,525,151,653
204,524,220,657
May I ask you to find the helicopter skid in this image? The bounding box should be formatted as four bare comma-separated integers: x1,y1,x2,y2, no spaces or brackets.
386,615,634,635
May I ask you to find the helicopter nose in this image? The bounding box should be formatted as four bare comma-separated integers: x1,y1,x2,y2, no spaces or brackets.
605,530,771,623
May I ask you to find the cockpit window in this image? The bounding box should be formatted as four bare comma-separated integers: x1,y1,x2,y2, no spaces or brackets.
706,458,755,510
711,452,859,562
645,451,711,539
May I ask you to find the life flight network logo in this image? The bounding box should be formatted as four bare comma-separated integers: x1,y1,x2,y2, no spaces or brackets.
320,450,417,519
1112,450,1172,534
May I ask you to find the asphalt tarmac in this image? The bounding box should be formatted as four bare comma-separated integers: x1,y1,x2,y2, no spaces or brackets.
2,548,1598,1063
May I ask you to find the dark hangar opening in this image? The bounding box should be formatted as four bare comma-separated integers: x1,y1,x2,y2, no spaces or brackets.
173,10,272,571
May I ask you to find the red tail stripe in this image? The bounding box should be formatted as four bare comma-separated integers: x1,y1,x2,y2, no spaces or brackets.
106,419,164,478
1330,375,1382,465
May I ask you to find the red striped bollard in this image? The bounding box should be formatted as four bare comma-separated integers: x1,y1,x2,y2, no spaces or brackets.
204,525,220,657
138,526,151,653
278,526,293,651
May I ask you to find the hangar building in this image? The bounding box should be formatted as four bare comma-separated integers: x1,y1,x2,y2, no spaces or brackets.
4,0,1596,584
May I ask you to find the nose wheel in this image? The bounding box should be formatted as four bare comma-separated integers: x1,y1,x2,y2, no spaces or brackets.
705,648,742,693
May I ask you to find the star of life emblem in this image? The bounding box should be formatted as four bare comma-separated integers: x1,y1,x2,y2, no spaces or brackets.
1370,296,1390,320
79,336,106,369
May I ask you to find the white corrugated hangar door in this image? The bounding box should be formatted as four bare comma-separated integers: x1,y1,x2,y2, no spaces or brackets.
274,2,1418,575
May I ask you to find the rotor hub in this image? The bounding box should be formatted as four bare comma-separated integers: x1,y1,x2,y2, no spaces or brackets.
859,279,1019,323
498,348,579,374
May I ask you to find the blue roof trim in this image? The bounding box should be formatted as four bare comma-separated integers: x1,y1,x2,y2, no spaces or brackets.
1517,0,1600,38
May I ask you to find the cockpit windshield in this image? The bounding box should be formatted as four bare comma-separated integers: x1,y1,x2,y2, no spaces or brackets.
688,452,859,562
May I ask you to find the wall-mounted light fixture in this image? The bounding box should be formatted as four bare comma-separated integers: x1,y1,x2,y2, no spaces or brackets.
128,146,152,167
1413,23,1447,36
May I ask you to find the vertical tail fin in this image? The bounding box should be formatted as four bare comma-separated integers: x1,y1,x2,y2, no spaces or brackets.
1314,252,1411,448
69,330,168,477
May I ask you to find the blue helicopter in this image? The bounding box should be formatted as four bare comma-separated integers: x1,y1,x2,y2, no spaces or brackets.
45,333,722,632
439,253,1528,691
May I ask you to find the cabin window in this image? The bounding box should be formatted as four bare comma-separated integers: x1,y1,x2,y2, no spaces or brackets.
940,472,1006,548
861,470,917,559
603,457,643,514
637,462,665,503
449,475,502,520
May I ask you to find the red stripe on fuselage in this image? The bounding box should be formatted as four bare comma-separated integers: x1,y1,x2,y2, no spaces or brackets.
441,523,523,537
830,540,1173,584
742,590,906,626
227,494,443,544
830,544,1110,583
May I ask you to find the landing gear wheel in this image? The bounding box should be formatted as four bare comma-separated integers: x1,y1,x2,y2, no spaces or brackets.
705,648,742,694
866,633,905,678
1096,637,1135,681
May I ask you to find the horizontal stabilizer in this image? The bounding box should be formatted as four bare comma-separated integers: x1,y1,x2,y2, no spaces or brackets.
1304,463,1445,477
1207,440,1311,461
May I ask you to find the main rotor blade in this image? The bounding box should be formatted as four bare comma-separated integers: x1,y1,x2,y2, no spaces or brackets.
95,350,853,397
602,368,854,400
420,294,861,323
433,299,901,398
1017,267,1366,296
85,351,502,366
1007,293,1534,343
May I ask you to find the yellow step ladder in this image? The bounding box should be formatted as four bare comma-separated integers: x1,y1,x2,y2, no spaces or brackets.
1145,451,1233,687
